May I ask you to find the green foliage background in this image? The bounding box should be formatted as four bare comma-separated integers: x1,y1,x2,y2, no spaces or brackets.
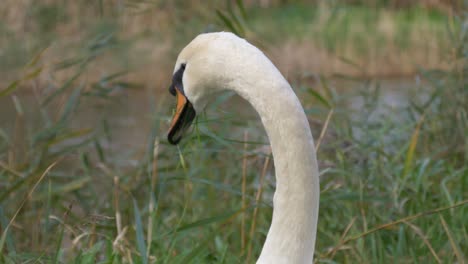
0,1,466,263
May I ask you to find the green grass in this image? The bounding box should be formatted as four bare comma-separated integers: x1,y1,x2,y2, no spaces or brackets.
0,1,467,264
248,4,449,52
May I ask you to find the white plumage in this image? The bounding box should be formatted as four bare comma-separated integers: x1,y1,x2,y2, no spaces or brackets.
168,32,320,264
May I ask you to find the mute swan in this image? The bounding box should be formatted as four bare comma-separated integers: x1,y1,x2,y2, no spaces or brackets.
167,32,320,264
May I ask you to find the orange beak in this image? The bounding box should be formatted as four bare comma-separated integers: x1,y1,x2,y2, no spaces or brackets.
167,87,196,144
169,88,188,131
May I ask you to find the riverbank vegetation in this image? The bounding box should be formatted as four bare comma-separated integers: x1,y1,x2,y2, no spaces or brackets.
0,0,458,86
1,1,466,263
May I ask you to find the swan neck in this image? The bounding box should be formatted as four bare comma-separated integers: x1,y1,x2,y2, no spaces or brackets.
233,76,320,264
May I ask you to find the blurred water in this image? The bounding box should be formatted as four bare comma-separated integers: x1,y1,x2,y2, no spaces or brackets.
0,78,425,154
0,90,156,154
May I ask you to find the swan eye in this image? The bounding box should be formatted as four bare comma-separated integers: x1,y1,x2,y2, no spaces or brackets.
169,84,176,96
169,63,186,96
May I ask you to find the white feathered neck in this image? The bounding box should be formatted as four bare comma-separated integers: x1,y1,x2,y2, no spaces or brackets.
176,32,320,264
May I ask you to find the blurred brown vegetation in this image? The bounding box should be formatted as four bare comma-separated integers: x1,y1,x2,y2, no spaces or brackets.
0,0,461,92
255,0,460,10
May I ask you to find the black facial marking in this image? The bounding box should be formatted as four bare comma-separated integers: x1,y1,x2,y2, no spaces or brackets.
167,63,196,145
169,63,186,96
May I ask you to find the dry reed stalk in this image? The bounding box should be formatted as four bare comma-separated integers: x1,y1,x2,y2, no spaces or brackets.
404,221,442,264
246,155,270,263
325,217,357,260
0,161,22,178
342,200,468,244
241,131,248,253
439,215,466,263
146,139,159,258
316,108,334,152
0,161,58,252
112,226,128,251
113,176,122,237
88,216,96,248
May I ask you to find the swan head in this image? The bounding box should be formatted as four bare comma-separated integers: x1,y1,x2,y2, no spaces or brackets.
167,32,250,144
